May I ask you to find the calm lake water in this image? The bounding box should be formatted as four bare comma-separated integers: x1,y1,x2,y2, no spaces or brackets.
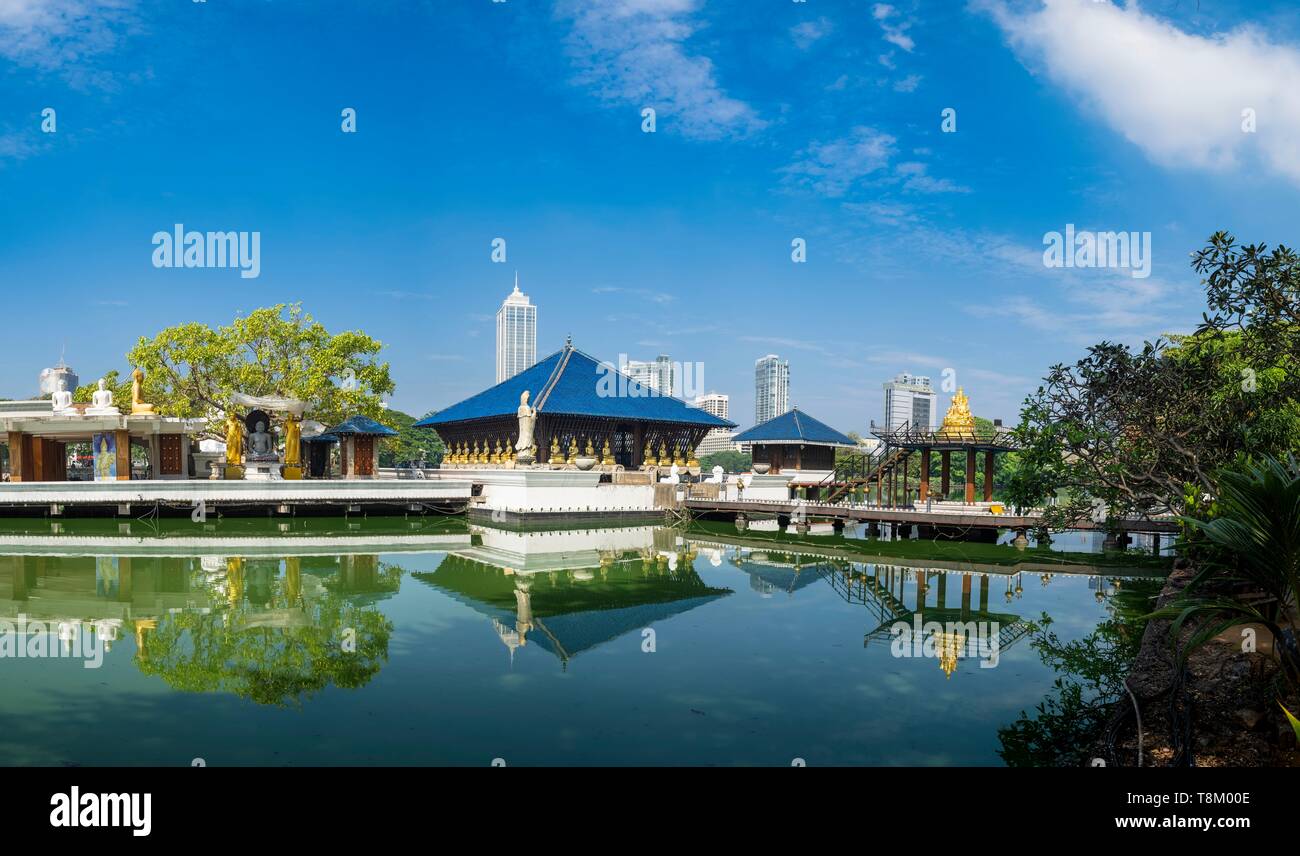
0,517,1164,766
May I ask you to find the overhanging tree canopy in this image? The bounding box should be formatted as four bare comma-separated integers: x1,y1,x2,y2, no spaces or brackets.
121,304,395,438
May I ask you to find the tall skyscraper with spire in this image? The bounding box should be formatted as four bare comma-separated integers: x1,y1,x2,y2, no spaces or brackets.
496,273,537,383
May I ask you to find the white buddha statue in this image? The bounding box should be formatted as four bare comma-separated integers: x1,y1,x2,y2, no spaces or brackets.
51,377,74,413
86,378,121,416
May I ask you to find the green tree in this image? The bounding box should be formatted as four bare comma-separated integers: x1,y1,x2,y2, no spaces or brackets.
379,409,445,467
124,304,395,438
1014,233,1300,526
700,449,751,473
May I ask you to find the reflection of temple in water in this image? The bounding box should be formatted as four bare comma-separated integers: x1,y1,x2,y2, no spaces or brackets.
415,524,732,667
837,564,1033,677
726,549,835,597
0,526,408,704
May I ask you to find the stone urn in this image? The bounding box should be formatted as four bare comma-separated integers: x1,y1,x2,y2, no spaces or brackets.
752,463,771,475
574,455,597,471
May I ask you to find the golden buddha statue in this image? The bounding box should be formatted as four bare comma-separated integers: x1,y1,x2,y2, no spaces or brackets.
601,438,615,466
658,442,669,464
224,410,243,466
550,435,561,462
130,367,157,415
585,437,595,457
643,442,656,467
471,440,480,464
492,439,503,464
566,437,579,464
938,387,976,437
672,443,685,467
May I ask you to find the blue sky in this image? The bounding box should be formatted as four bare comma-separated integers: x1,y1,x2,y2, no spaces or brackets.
2,0,1298,432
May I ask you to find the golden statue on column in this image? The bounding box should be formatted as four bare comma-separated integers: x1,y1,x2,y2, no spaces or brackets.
938,387,976,437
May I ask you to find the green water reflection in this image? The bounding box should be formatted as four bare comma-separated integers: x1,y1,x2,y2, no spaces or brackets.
0,517,1164,766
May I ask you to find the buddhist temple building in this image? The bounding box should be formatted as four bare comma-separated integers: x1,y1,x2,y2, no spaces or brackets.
731,407,860,496
867,386,1018,509
0,399,201,482
417,341,733,470
313,415,399,479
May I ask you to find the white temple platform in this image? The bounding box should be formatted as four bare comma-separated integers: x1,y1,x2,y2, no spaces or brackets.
0,478,472,511
423,468,671,522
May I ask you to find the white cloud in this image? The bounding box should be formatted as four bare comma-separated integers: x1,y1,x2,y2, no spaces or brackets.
557,0,765,141
784,132,967,197
791,17,833,51
592,285,676,304
896,160,970,194
781,126,896,197
980,0,1300,186
0,0,133,69
893,73,922,92
872,3,915,52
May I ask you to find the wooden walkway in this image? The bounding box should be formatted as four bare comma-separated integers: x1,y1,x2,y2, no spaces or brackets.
683,497,1180,534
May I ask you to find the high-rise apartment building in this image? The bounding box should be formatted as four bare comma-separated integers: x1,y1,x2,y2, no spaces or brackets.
754,355,790,424
693,392,735,456
883,373,936,431
623,354,674,396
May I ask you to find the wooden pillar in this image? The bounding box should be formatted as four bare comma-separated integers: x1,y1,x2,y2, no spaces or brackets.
30,437,45,482
887,467,894,508
115,430,131,480
6,432,24,482
961,573,972,614
979,575,989,612
901,454,909,507
940,450,950,499
875,470,882,505
965,448,977,503
919,448,930,503
937,572,947,608
984,450,995,502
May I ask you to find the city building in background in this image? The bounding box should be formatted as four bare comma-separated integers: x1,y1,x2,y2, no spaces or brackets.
693,392,735,456
623,354,674,396
754,354,789,425
883,373,936,431
38,355,78,398
495,274,536,383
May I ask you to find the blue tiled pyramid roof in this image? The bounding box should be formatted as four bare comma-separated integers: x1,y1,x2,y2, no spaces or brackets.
732,408,856,446
415,346,735,429
324,415,399,437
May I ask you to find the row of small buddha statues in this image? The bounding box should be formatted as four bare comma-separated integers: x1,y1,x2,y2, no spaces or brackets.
441,436,700,470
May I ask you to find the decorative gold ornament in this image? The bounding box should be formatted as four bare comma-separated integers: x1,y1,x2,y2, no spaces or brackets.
938,387,976,437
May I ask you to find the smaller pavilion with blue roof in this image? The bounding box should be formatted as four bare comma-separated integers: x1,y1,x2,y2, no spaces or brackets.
417,341,734,470
732,407,858,480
